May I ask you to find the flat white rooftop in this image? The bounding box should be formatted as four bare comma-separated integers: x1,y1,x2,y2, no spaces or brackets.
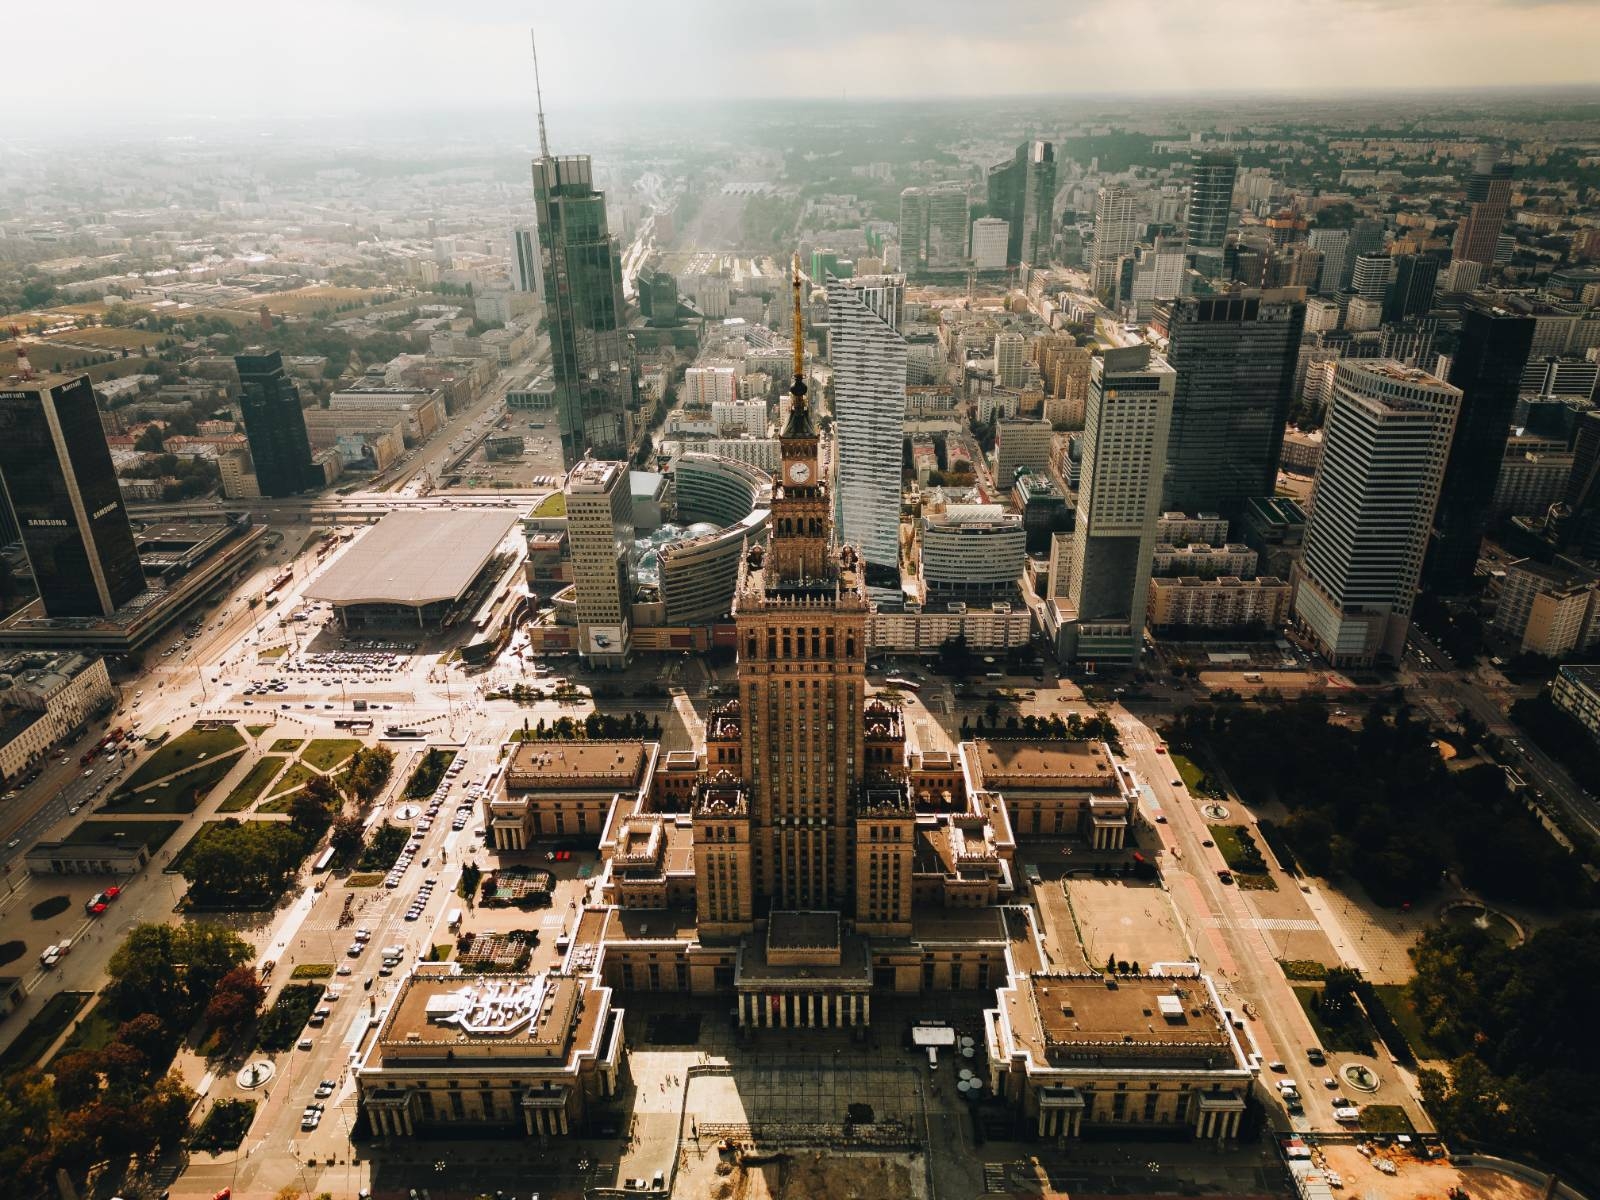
306,508,519,607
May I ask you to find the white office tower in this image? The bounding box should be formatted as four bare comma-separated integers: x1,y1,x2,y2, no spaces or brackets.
1308,228,1351,295
1293,361,1461,667
1063,344,1175,662
684,365,738,407
972,217,1010,271
512,227,543,298
1091,185,1141,299
566,458,635,669
994,332,1028,388
1129,237,1187,321
827,272,907,576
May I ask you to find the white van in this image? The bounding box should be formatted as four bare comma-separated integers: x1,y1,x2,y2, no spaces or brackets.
447,908,463,932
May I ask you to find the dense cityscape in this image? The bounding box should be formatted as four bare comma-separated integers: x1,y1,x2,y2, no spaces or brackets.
1,12,1599,1200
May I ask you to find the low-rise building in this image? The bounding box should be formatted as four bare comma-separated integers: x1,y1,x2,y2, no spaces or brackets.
0,651,114,784
490,741,659,850
867,601,1033,653
1552,664,1600,741
962,739,1131,848
1280,428,1323,475
1155,512,1230,545
921,509,1026,603
356,967,625,1139
217,447,260,499
1149,543,1258,579
1147,576,1292,632
1492,559,1600,658
985,968,1252,1142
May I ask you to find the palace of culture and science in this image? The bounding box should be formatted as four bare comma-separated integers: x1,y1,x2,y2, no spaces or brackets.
357,259,1252,1146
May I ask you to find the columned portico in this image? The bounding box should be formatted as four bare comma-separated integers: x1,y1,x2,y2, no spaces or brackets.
1036,1086,1087,1139
736,989,871,1029
1194,1091,1245,1140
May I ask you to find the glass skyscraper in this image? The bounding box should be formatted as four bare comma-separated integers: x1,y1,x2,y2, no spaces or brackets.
1423,300,1535,592
0,372,144,617
826,273,906,579
1184,152,1237,274
532,154,635,467
986,140,1055,267
1154,289,1306,521
236,350,316,498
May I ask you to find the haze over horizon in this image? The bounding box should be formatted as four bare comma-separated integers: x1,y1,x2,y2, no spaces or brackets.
13,0,1600,134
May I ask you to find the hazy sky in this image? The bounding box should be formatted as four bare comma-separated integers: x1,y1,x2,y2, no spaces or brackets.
15,0,1600,130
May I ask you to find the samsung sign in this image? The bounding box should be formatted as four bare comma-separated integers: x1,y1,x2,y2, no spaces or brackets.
27,518,69,527
93,501,119,519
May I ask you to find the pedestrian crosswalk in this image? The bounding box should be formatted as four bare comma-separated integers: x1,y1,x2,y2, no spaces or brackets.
1202,916,1322,931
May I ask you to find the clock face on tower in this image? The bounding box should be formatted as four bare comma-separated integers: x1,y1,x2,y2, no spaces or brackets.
787,460,812,485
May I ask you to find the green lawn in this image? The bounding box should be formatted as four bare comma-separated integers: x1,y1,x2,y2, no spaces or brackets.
60,818,181,853
270,738,303,753
122,724,245,790
1208,824,1268,875
189,1098,257,1153
1293,984,1377,1055
245,725,269,737
51,1000,118,1061
1171,752,1209,793
1360,1104,1416,1134
218,756,287,813
265,761,317,800
405,747,454,798
103,750,244,813
0,991,92,1072
302,738,362,772
1371,983,1444,1059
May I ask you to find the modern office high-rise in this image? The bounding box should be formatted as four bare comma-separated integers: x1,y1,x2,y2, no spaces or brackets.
899,183,969,271
1091,185,1141,299
1063,344,1175,663
1423,300,1536,592
1307,228,1351,295
236,350,316,498
534,154,635,466
512,226,543,297
1350,253,1394,301
1383,255,1439,324
994,331,1028,388
1154,289,1306,521
0,372,144,618
1453,152,1514,268
986,140,1055,267
827,273,907,578
1184,152,1237,275
1557,410,1600,558
971,217,1009,271
1294,360,1461,666
565,458,634,670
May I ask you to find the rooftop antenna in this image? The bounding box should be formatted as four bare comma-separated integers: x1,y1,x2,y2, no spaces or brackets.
790,251,806,408
530,28,550,159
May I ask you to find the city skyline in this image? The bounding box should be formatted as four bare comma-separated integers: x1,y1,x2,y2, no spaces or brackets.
11,1,1600,130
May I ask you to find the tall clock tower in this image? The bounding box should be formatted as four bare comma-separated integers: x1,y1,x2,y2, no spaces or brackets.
768,368,830,582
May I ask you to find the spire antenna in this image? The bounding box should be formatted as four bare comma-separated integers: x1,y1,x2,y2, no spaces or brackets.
790,251,806,406
530,28,550,159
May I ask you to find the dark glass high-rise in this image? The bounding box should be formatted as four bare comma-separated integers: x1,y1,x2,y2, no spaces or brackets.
1154,289,1306,522
533,154,635,466
0,373,145,617
1423,300,1535,592
236,350,316,498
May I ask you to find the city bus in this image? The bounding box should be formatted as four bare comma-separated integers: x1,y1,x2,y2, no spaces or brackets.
312,847,337,873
